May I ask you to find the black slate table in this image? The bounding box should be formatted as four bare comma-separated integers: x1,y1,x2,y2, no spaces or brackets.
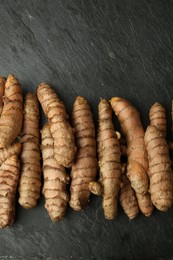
0,1,173,259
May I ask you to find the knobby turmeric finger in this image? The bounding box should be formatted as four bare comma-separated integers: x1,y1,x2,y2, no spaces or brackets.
149,102,166,137
110,97,149,195
69,96,97,211
144,125,173,211
18,93,41,209
42,124,69,221
0,155,20,228
37,83,76,168
120,163,139,220
0,74,23,148
89,99,121,219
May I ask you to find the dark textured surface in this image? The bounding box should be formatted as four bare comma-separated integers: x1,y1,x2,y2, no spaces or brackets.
0,0,173,259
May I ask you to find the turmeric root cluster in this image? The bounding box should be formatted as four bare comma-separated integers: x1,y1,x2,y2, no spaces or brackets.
0,73,173,228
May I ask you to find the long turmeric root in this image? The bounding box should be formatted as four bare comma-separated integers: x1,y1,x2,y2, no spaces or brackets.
0,155,20,228
37,83,76,168
0,75,23,148
110,97,149,195
0,76,5,115
149,102,166,137
89,99,121,219
145,125,173,211
120,164,139,219
42,124,69,221
69,96,97,211
18,93,41,209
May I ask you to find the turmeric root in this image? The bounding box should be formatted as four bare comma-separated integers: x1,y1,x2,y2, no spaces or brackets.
144,125,173,211
37,83,76,168
0,76,5,115
18,93,41,209
69,96,97,211
136,193,154,216
42,124,69,221
0,142,21,165
0,155,20,228
120,163,139,219
110,97,149,195
149,102,166,137
0,75,23,148
89,99,121,219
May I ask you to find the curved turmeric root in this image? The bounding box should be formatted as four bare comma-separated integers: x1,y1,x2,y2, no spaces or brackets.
69,96,97,211
37,83,76,168
120,164,139,220
18,93,41,209
0,155,20,228
0,76,5,115
89,99,121,219
110,97,149,195
42,124,69,221
145,125,173,211
0,75,23,148
149,102,166,137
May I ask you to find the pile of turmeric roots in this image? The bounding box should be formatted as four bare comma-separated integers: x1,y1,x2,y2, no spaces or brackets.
0,74,172,228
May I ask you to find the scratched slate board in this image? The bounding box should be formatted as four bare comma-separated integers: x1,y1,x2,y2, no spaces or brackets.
0,0,173,259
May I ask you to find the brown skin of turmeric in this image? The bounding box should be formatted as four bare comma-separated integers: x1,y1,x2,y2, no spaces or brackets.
89,99,121,219
0,155,20,228
120,163,139,220
145,125,173,211
69,96,97,211
0,142,21,165
18,93,41,209
149,102,166,137
42,124,69,221
110,97,149,195
37,83,76,168
0,74,23,148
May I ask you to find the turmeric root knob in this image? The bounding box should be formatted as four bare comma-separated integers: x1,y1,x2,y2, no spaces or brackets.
0,74,23,148
144,125,173,211
18,93,41,209
42,124,69,221
0,155,20,228
37,83,76,168
69,96,97,211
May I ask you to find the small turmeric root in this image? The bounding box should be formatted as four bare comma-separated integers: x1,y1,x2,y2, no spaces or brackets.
0,76,5,115
110,97,149,195
89,99,121,219
37,83,76,168
42,124,69,221
0,142,21,165
144,125,173,211
0,75,23,148
0,155,20,228
120,163,139,220
18,93,41,209
149,102,166,137
69,96,97,211
136,193,154,217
